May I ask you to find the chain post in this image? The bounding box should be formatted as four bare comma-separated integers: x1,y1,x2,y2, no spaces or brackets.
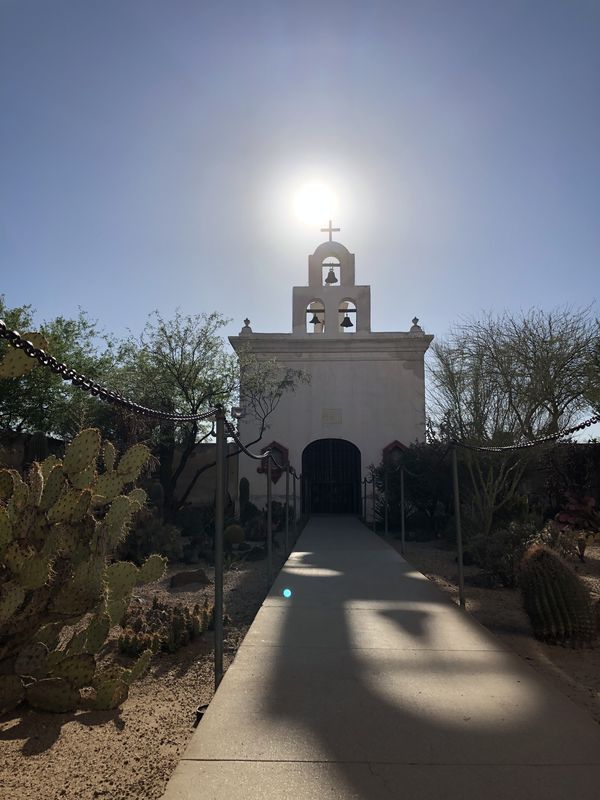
384,469,389,536
293,472,297,542
400,465,406,557
284,464,290,558
372,473,376,532
214,408,226,690
267,457,273,587
452,445,466,609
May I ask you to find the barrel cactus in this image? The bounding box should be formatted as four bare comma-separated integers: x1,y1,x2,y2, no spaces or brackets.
0,428,167,714
224,523,244,546
519,543,597,646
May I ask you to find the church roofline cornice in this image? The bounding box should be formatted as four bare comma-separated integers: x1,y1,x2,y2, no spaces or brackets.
229,332,434,355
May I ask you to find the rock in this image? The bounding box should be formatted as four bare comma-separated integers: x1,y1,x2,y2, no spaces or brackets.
170,569,212,589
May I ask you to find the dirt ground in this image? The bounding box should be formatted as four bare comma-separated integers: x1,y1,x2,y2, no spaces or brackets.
0,548,286,800
394,537,600,726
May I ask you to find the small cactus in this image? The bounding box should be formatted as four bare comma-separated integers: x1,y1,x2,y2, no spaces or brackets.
224,523,244,546
519,543,597,646
118,596,215,656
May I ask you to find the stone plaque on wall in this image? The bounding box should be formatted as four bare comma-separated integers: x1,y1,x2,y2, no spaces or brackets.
322,408,342,424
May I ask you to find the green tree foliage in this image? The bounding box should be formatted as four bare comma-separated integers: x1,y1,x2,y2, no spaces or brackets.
0,296,117,438
375,442,452,537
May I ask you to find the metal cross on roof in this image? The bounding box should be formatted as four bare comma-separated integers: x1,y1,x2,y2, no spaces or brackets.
320,220,340,242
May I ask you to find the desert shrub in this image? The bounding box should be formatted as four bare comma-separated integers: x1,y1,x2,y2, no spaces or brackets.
468,520,538,587
519,543,597,645
175,503,214,542
244,513,266,542
533,519,593,564
554,493,600,561
270,500,291,531
405,510,438,541
118,508,185,564
240,499,261,524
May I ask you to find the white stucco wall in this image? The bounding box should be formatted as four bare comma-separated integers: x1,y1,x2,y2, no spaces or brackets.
229,333,432,510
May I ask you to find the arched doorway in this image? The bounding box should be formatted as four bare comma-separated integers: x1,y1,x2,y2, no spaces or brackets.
302,438,361,514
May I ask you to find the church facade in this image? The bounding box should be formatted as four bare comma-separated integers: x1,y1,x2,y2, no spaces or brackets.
229,229,433,515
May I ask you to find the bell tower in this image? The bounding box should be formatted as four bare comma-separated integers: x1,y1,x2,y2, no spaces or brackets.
229,223,433,517
292,222,372,336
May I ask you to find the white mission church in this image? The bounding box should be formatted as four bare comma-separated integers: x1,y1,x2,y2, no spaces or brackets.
229,225,433,515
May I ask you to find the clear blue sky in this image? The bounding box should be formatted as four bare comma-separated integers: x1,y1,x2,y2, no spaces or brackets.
1,0,599,346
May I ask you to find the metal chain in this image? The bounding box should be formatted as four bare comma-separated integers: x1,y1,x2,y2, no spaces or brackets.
0,319,218,423
452,413,600,454
224,419,295,473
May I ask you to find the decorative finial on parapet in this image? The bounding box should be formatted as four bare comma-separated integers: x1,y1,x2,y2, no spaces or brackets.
241,318,253,335
410,317,424,334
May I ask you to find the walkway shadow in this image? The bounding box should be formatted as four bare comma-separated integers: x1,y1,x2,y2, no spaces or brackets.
254,517,600,798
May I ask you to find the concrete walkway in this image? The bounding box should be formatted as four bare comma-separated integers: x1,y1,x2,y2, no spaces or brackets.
162,516,600,799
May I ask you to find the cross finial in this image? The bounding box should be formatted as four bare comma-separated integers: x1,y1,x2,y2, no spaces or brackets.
320,220,340,242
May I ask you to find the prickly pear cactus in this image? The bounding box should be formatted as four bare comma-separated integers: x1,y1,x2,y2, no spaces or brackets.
0,423,167,714
519,543,597,646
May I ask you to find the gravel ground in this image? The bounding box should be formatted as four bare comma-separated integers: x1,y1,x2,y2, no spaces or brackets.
0,547,287,800
393,537,600,726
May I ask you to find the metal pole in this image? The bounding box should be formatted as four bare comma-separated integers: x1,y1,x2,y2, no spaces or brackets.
452,446,466,609
384,469,389,537
363,477,366,520
284,464,290,558
293,473,297,541
267,457,272,587
214,409,225,690
400,466,406,557
372,475,376,532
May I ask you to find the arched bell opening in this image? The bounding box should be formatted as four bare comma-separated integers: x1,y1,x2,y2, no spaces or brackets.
306,299,325,334
302,438,361,514
338,298,357,333
322,257,341,287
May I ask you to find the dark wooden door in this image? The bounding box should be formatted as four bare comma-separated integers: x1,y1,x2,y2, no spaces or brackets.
302,439,361,514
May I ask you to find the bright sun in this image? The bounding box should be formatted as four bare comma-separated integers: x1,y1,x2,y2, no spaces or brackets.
293,181,338,226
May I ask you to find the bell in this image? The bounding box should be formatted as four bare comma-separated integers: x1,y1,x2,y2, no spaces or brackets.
340,314,354,328
324,268,338,284
310,313,321,325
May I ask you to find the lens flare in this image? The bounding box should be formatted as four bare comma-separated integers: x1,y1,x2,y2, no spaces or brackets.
282,588,292,599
